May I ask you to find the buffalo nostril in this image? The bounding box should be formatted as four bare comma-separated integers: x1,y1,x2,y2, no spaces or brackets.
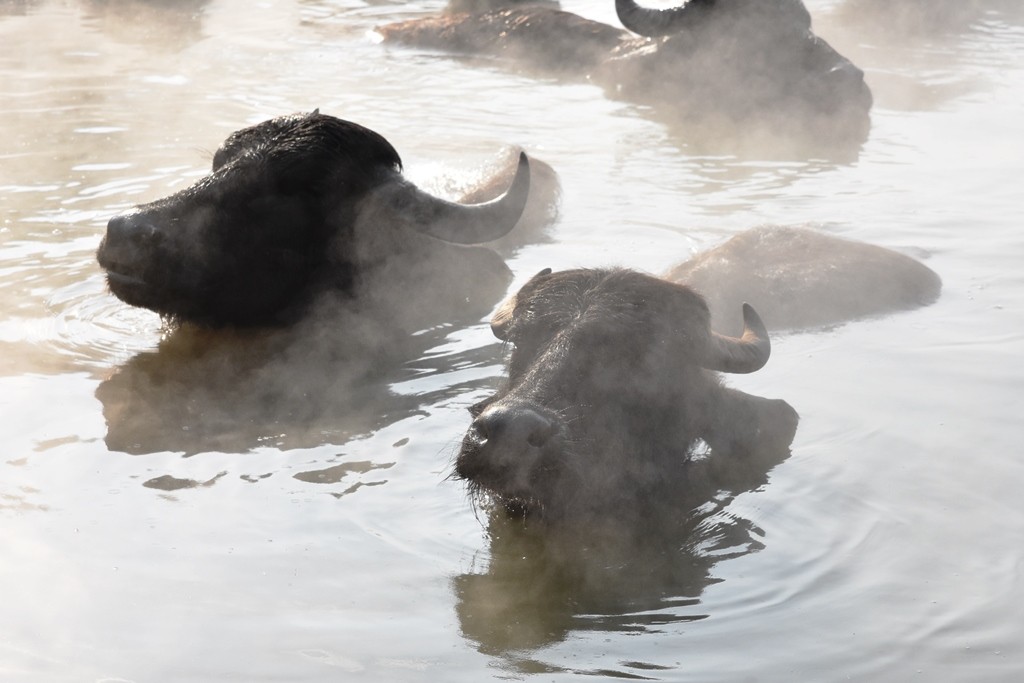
473,404,557,451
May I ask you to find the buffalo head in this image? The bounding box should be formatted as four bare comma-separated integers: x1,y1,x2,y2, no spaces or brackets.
612,0,872,134
379,1,871,147
96,111,531,327
456,268,798,522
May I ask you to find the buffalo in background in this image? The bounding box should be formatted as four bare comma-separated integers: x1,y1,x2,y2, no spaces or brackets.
96,110,541,330
379,0,873,154
456,267,799,523
669,226,942,336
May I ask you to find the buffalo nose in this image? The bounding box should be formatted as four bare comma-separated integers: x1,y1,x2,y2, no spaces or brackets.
473,403,557,450
105,212,162,249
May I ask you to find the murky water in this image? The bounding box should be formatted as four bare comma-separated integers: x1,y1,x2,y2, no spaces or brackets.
2,0,1023,680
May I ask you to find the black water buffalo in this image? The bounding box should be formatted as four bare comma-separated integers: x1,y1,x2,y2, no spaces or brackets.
96,110,534,328
456,268,798,522
379,0,872,148
669,226,942,335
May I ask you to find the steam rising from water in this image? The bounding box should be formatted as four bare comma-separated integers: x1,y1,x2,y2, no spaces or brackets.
2,0,1023,680
89,140,554,455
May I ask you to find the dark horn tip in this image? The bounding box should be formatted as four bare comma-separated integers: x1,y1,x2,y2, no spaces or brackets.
706,302,772,374
740,302,771,372
741,302,769,342
502,150,532,221
515,151,530,193
405,148,532,245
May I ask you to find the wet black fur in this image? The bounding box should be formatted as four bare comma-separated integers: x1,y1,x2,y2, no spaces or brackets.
456,268,799,523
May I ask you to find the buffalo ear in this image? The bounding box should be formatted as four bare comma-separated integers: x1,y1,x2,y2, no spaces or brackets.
490,268,552,340
490,295,517,340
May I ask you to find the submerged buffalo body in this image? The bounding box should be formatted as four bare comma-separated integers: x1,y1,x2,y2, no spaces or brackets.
380,0,872,143
669,227,943,335
96,111,532,328
457,268,798,521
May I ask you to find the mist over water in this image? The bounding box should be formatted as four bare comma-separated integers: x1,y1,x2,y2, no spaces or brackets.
2,0,1024,681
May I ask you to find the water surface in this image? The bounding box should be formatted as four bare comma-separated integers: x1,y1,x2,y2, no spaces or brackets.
2,0,1023,680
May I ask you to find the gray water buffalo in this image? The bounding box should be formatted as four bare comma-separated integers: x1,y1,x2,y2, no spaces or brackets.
668,227,942,335
456,267,798,522
379,0,872,148
97,110,536,328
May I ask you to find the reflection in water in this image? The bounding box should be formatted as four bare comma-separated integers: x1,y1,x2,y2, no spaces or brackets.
0,473,49,512
656,111,864,165
143,469,226,491
293,459,393,484
95,305,505,456
2,0,1023,679
454,434,793,676
375,1,873,162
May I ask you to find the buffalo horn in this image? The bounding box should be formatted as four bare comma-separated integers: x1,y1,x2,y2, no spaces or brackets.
703,303,771,374
615,0,713,38
386,152,531,244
